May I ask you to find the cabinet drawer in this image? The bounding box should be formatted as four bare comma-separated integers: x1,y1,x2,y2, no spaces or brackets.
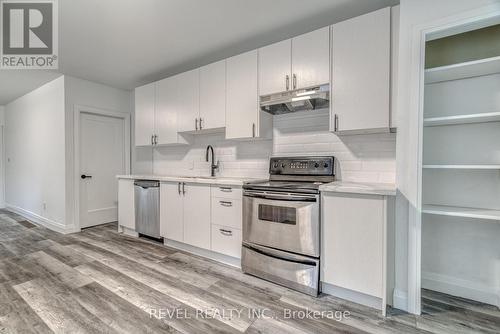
211,224,242,258
211,185,242,200
211,198,242,229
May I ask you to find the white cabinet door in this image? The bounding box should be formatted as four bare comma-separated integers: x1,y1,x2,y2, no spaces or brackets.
134,83,155,146
160,182,184,242
156,77,180,145
258,39,292,95
322,193,384,298
118,179,135,230
291,27,330,89
176,69,200,133
226,50,259,139
390,5,400,129
199,60,226,130
183,183,211,249
331,7,390,133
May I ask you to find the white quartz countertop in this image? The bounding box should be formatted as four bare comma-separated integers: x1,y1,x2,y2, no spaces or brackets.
319,181,396,196
116,175,267,186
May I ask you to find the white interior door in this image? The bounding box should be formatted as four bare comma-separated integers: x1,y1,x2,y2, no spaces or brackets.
80,112,126,228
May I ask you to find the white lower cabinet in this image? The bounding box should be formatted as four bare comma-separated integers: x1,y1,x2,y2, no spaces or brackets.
118,179,135,230
183,183,211,249
211,224,242,258
321,192,386,299
158,182,245,259
210,185,243,258
160,182,184,242
160,182,211,249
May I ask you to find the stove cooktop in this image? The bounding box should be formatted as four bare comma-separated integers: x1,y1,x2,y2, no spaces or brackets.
243,181,326,194
244,156,335,194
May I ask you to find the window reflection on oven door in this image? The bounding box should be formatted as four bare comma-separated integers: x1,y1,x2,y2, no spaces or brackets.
243,191,320,257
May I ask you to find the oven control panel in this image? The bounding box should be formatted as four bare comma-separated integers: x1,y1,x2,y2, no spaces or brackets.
269,157,334,176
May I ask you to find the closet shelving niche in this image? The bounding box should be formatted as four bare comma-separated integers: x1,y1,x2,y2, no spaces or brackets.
420,29,500,307
422,55,500,224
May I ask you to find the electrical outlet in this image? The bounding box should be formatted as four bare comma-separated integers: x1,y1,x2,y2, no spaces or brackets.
43,203,47,210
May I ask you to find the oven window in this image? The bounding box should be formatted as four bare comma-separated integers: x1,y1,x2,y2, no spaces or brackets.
258,204,296,225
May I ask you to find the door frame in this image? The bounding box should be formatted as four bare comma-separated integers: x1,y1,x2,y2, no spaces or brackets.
73,105,131,231
406,4,500,315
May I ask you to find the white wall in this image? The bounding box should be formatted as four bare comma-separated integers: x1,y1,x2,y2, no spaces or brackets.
64,76,132,229
3,75,132,232
395,0,500,313
0,105,5,208
4,76,67,230
150,109,396,183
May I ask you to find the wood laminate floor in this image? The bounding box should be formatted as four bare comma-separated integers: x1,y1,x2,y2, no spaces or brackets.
0,210,499,334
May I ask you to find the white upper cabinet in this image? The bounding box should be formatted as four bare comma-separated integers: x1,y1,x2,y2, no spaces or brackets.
156,76,187,145
259,28,329,95
390,5,400,129
331,7,391,134
199,60,226,130
226,50,260,139
176,69,200,133
134,83,155,146
259,39,292,95
292,27,330,89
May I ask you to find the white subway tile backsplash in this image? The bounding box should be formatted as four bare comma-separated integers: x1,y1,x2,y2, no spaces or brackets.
137,109,396,183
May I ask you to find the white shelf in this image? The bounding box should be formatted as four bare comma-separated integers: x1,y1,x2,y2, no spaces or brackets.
423,204,500,221
425,56,500,84
424,112,500,127
423,164,500,170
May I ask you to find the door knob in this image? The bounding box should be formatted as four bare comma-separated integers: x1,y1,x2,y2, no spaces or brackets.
81,174,92,179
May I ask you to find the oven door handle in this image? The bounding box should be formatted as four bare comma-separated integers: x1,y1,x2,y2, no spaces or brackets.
243,192,317,202
243,243,318,266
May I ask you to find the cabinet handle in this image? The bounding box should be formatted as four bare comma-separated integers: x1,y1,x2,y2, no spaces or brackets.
178,182,181,195
334,114,339,132
252,123,256,138
199,118,203,130
195,118,199,131
154,135,158,145
219,201,233,207
182,182,186,195
151,135,154,146
219,187,232,192
293,74,297,89
285,75,290,90
219,229,233,236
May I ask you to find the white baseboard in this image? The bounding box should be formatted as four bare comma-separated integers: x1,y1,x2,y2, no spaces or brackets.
5,204,78,234
320,282,383,311
422,271,500,308
164,238,241,268
393,288,408,311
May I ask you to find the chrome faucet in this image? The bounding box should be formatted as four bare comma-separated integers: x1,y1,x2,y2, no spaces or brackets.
205,145,220,177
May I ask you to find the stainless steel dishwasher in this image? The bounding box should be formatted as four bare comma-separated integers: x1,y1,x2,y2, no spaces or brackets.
134,180,161,239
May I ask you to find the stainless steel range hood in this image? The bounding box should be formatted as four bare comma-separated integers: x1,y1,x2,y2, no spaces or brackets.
260,84,330,115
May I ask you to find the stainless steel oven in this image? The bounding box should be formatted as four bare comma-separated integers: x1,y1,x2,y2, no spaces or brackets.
243,190,319,257
241,156,334,297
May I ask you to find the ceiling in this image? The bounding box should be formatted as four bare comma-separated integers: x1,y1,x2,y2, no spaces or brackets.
0,0,398,105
